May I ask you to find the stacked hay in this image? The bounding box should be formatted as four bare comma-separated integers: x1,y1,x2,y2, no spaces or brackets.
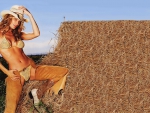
17,20,150,113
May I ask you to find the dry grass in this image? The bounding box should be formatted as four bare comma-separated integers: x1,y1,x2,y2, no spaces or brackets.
17,20,150,113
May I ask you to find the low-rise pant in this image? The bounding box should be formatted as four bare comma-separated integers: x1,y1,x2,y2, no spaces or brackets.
4,65,68,113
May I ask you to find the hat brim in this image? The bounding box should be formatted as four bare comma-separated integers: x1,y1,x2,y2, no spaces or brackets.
1,10,20,20
1,10,28,22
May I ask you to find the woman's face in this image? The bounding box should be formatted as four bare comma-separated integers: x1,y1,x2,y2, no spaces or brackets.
9,17,21,29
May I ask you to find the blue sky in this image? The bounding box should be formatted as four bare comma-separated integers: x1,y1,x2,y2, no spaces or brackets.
0,0,150,55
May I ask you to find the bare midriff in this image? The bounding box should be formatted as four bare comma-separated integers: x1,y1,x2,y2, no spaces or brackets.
0,47,36,79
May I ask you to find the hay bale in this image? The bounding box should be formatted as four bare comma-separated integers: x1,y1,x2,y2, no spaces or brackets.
17,20,150,112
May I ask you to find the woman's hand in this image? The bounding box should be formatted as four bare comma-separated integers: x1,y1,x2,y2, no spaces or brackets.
18,6,31,16
7,70,21,81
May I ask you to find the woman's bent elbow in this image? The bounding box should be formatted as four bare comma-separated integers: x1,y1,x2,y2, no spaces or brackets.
35,33,40,37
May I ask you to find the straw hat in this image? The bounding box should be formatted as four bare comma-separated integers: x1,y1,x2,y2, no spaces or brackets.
0,5,28,22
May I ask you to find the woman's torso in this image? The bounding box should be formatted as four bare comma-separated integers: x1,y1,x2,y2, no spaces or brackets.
0,32,32,71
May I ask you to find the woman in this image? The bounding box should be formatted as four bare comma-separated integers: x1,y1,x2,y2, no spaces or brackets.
0,5,68,113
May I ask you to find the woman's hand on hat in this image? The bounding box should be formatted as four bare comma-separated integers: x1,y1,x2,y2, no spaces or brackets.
18,6,31,15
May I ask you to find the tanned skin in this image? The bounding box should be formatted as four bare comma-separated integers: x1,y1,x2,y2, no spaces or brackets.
0,6,40,85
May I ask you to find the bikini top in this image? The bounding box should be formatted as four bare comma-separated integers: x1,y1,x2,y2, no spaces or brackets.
0,35,24,49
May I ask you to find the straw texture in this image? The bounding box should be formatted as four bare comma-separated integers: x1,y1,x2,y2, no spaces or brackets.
17,20,150,113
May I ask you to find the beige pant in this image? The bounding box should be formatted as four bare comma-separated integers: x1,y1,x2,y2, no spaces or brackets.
4,65,68,113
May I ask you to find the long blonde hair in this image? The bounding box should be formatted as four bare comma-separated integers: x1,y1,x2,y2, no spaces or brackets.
0,14,25,40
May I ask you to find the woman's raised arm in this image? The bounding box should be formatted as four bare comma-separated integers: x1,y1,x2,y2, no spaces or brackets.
20,6,40,40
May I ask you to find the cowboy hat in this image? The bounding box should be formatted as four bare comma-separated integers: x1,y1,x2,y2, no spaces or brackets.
1,5,28,22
